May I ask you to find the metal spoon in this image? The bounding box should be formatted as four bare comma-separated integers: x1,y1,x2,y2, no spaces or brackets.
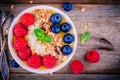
0,9,6,26
1,14,15,52
0,9,6,53
0,9,6,74
0,14,15,80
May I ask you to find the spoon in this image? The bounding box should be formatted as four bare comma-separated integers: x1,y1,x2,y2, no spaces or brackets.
0,9,6,26
0,9,6,53
0,9,6,73
0,14,15,53
0,13,15,80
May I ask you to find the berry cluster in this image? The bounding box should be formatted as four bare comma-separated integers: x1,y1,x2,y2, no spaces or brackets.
13,13,58,69
50,13,74,55
71,50,100,74
13,13,34,62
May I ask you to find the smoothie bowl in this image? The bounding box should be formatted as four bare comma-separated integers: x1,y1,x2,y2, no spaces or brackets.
8,6,77,74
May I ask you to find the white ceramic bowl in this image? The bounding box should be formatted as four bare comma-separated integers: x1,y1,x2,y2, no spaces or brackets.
8,5,77,74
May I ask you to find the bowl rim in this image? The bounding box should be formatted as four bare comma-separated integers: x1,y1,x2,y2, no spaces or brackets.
8,5,77,74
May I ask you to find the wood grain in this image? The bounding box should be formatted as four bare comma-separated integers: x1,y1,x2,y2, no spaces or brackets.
0,0,120,4
8,74,120,80
0,3,120,80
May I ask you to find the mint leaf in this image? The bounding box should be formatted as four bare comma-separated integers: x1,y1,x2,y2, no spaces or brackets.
80,32,91,43
34,28,44,40
43,34,52,43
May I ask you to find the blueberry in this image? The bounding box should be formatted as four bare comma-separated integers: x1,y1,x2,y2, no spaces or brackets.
50,13,62,24
61,23,71,32
61,45,72,55
51,24,61,34
63,33,74,44
63,2,72,11
11,59,19,68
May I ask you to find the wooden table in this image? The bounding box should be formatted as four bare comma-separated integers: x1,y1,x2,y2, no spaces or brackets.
0,0,120,80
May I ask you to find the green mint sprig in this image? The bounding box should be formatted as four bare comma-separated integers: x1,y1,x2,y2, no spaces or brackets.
34,28,52,43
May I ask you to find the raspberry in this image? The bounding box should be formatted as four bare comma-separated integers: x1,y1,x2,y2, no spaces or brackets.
71,60,84,74
86,50,100,63
13,23,27,37
17,47,31,61
21,13,35,26
43,55,56,68
27,54,41,68
13,37,27,51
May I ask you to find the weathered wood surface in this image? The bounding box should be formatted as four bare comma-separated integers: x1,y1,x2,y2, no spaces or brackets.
0,73,120,80
8,74,120,80
0,0,120,4
0,3,120,80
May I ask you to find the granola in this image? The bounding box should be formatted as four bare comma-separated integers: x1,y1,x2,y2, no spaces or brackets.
25,9,68,64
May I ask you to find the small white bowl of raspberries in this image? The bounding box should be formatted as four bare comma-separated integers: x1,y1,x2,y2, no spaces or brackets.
8,5,77,74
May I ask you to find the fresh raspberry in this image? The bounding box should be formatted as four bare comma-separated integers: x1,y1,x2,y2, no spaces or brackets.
27,54,41,68
71,60,84,74
21,13,35,26
43,55,56,68
13,37,27,51
13,23,27,37
17,47,31,61
86,50,100,63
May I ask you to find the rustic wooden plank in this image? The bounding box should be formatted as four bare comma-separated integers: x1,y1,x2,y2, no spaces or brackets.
0,4,120,74
8,74,120,80
0,0,120,4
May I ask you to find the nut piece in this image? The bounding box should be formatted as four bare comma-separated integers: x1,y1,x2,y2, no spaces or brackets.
30,0,33,3
84,25,88,30
72,17,75,21
87,22,92,26
10,5,15,9
80,8,86,12
50,72,53,75
62,55,68,62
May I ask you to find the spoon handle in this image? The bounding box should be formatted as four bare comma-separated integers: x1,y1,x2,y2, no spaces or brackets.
0,32,9,80
0,34,2,52
0,50,9,80
0,36,6,56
